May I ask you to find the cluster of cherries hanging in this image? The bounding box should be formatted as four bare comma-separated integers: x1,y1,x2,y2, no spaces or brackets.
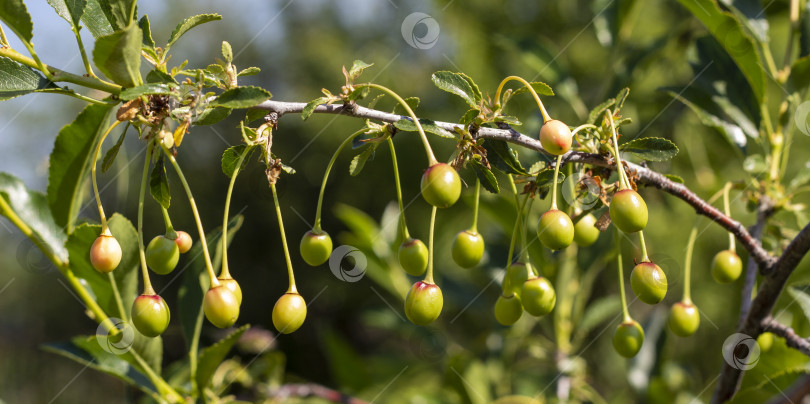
85,78,745,355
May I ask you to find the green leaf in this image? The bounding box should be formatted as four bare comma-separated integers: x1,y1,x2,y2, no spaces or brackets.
457,72,482,105
92,22,143,87
47,0,87,29
619,137,679,161
149,155,170,209
536,169,565,189
349,146,375,176
221,145,253,178
347,60,372,81
0,56,58,100
802,5,810,58
676,0,766,102
512,81,554,97
0,0,33,42
613,87,630,112
237,66,260,77
81,0,115,38
790,164,810,191
392,96,420,115
210,86,272,109
145,69,177,85
459,109,479,125
431,71,479,108
0,173,67,262
587,98,615,126
192,107,231,126
196,324,249,392
47,104,113,232
789,56,810,92
665,88,749,151
43,337,159,399
471,159,499,193
99,0,136,29
393,118,454,138
137,15,154,49
483,139,528,175
664,174,684,184
221,41,233,64
101,126,126,173
167,14,222,48
493,115,522,126
119,83,176,100
65,214,139,318
302,96,329,121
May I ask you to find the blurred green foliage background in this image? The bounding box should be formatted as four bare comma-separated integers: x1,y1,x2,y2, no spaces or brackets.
1,0,810,402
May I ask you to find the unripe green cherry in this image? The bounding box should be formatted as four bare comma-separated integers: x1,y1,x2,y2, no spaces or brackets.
711,250,742,283
404,281,443,325
613,320,645,358
521,277,556,316
503,262,530,297
420,163,461,208
668,301,700,337
145,235,180,275
203,286,240,328
131,294,170,338
609,189,648,233
757,332,774,352
174,230,192,254
272,292,307,334
218,277,243,306
537,209,574,251
630,261,668,305
539,119,573,155
494,294,523,326
300,230,333,266
574,213,600,247
452,230,485,268
90,234,122,273
399,238,428,276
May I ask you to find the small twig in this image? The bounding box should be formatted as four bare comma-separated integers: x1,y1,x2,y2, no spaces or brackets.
762,316,810,356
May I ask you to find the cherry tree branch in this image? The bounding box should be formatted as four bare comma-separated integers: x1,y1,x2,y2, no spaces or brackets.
255,100,775,270
761,316,810,356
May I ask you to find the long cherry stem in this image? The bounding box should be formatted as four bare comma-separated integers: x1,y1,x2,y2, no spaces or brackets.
471,178,480,233
722,182,736,252
271,184,297,294
221,145,252,279
138,143,155,295
616,228,631,322
606,110,631,190
314,129,366,231
683,225,698,303
638,230,650,263
551,154,563,210
164,149,219,288
359,83,437,165
493,75,551,122
424,206,438,284
388,137,410,240
92,120,123,233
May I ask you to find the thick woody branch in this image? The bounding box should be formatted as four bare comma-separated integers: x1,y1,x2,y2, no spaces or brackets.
762,316,810,356
255,100,775,270
713,220,810,403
